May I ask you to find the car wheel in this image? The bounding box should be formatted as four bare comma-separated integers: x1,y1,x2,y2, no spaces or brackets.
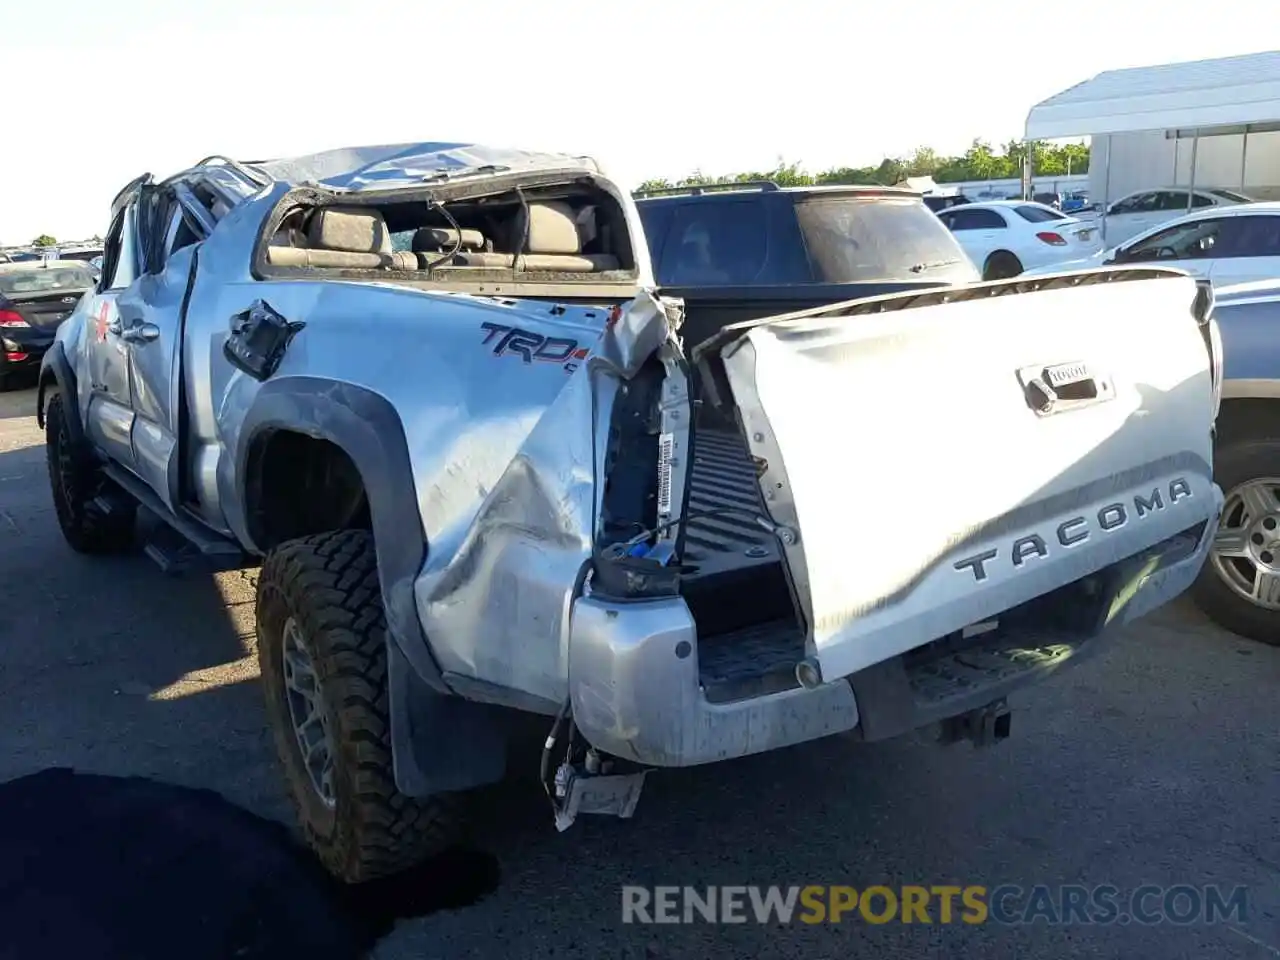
1191,437,1280,645
983,251,1023,280
256,529,463,882
44,391,136,553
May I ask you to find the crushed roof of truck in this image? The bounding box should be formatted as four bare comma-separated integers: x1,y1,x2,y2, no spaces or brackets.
252,142,603,192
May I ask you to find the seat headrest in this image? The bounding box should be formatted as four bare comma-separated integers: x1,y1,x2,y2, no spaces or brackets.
522,201,581,255
411,227,486,252
307,207,392,255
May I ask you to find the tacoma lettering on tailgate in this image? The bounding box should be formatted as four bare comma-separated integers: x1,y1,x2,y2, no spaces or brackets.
953,478,1194,583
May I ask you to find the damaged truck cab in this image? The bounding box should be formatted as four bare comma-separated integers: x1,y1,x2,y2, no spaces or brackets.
40,143,1224,883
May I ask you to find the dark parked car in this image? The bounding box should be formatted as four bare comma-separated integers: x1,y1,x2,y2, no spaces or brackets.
923,193,971,213
633,181,979,351
0,262,96,389
57,247,105,263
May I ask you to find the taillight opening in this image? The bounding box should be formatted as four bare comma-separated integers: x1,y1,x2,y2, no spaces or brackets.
1207,315,1224,421
1036,232,1067,246
0,310,27,328
1191,279,1223,422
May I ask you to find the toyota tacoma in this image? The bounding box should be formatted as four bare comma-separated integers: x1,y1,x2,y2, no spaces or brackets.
39,143,1224,882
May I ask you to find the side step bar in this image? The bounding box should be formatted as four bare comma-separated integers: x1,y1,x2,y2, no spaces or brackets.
101,464,250,574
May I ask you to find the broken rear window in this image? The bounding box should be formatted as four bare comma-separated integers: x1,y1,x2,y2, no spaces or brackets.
262,179,639,288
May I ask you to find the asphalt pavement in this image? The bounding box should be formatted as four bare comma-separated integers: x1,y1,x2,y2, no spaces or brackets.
0,384,1276,960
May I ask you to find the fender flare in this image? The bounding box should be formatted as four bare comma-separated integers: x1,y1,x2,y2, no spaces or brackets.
36,342,86,445
235,377,507,796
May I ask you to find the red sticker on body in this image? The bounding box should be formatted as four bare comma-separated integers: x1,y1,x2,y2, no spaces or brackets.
94,302,110,342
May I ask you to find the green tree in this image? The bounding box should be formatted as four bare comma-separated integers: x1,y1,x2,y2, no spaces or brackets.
905,146,941,177
965,139,1008,180
815,166,882,185
632,137,1091,196
678,169,713,187
635,178,673,194
874,157,907,185
32,234,56,247
768,159,815,187
1059,142,1089,176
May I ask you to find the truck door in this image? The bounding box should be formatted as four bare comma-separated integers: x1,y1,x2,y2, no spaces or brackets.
83,181,149,472
1205,214,1280,287
114,185,209,511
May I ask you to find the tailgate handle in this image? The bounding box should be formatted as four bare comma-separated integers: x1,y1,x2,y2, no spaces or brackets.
1018,361,1113,416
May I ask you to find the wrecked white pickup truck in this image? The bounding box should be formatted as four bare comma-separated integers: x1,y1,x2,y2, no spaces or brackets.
39,143,1224,882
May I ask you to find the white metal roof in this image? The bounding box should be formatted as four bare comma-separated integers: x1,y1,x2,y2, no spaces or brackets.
1025,50,1280,140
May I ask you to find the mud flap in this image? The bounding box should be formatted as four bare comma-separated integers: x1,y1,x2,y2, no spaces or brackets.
387,642,509,796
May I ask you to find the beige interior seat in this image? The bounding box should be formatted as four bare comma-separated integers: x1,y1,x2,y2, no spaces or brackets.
266,202,624,274
266,207,417,269
412,227,487,253
447,201,621,272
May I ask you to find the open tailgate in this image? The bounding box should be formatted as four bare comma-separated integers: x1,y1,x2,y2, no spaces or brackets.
700,270,1220,683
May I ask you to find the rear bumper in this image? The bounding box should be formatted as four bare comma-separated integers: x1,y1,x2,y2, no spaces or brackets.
2,326,55,372
567,493,1221,766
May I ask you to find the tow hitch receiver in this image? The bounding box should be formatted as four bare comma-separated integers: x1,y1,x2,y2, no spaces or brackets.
542,706,647,832
938,699,1011,748
553,763,647,833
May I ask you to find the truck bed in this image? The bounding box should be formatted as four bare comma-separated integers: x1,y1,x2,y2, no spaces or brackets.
662,281,950,354
681,426,806,702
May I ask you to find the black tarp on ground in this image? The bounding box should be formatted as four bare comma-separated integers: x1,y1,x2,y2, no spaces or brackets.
0,768,499,960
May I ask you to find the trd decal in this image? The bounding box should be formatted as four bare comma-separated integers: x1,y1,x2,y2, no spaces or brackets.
480,321,590,374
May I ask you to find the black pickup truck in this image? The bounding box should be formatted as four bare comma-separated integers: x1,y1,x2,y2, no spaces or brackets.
633,181,980,350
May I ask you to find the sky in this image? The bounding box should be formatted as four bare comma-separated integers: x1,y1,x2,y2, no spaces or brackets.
3,0,1278,245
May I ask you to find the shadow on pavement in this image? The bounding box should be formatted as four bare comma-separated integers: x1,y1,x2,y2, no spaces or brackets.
0,433,503,958
0,767,502,960
0,382,38,420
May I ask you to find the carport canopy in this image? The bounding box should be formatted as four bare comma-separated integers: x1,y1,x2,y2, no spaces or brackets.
1025,50,1280,140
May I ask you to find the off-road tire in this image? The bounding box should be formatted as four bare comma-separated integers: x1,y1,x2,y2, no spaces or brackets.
983,251,1023,281
256,529,463,882
45,391,136,553
1190,438,1280,646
